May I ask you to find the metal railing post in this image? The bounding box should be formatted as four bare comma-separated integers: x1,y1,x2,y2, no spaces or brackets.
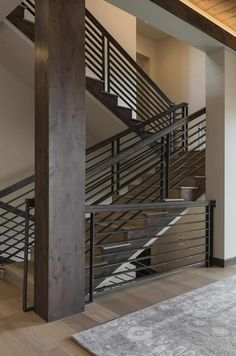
111,141,115,194
89,213,95,303
165,134,170,199
23,198,34,312
206,203,214,267
209,203,214,266
160,136,165,200
116,138,120,194
183,104,189,150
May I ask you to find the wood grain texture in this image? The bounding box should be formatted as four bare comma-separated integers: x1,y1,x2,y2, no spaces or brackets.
151,0,236,51
188,0,236,32
35,0,86,321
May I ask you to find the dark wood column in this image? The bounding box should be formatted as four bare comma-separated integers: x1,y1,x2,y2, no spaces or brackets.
35,0,85,322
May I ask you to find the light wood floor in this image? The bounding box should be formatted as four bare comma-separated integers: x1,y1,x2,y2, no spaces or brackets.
1,265,236,355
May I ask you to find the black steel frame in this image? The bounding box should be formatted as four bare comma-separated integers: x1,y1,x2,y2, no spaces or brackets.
23,198,35,312
86,200,215,301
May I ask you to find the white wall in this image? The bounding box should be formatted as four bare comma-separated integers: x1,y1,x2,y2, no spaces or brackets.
0,63,34,189
224,50,236,260
206,49,225,260
206,48,236,261
0,0,21,21
137,34,206,114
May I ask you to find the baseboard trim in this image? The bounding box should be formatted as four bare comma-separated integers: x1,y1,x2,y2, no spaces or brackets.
212,257,236,267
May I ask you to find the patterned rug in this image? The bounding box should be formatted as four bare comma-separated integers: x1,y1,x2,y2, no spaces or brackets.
72,275,236,355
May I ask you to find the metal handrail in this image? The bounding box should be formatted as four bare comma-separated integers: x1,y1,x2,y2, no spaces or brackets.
87,107,206,178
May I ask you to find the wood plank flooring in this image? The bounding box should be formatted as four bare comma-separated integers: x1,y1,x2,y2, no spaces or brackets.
1,265,236,355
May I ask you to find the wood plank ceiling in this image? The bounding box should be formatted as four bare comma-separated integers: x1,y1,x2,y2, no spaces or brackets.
187,0,236,33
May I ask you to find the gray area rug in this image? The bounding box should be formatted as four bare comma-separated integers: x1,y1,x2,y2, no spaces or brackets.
72,275,236,355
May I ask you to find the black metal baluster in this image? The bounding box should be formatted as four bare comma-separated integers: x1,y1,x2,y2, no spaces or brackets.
184,104,189,150
160,136,165,200
89,213,95,303
116,138,120,194
102,34,106,90
165,134,170,199
208,203,214,266
107,39,111,93
23,198,34,312
111,142,115,194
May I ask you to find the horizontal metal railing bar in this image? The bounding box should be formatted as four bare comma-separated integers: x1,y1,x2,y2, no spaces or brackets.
85,164,163,207
85,55,103,75
109,43,172,108
170,163,206,191
94,235,207,251
85,44,103,65
93,260,207,293
169,153,204,177
21,1,35,16
85,34,103,54
86,147,162,196
95,243,208,266
94,212,208,225
86,201,215,213
23,0,35,8
169,148,204,170
109,54,170,117
0,201,34,221
170,129,206,151
170,120,206,145
0,176,34,199
85,23,103,43
93,252,207,279
93,222,208,236
85,62,103,80
86,148,113,165
170,155,205,188
87,143,159,177
86,154,163,202
175,131,206,151
109,80,146,121
85,9,173,105
109,55,168,115
109,70,164,122
94,218,207,231
85,171,164,238
6,189,34,205
86,103,187,155
86,108,205,178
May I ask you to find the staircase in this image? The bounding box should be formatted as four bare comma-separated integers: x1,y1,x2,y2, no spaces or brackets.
0,1,215,304
7,1,180,130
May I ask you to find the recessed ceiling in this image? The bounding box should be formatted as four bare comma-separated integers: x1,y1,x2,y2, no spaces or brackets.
137,19,168,41
181,0,236,36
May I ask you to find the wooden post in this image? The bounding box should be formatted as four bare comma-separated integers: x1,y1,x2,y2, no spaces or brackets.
34,0,85,321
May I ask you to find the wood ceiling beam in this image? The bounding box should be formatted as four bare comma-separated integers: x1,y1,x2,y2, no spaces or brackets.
150,0,236,51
